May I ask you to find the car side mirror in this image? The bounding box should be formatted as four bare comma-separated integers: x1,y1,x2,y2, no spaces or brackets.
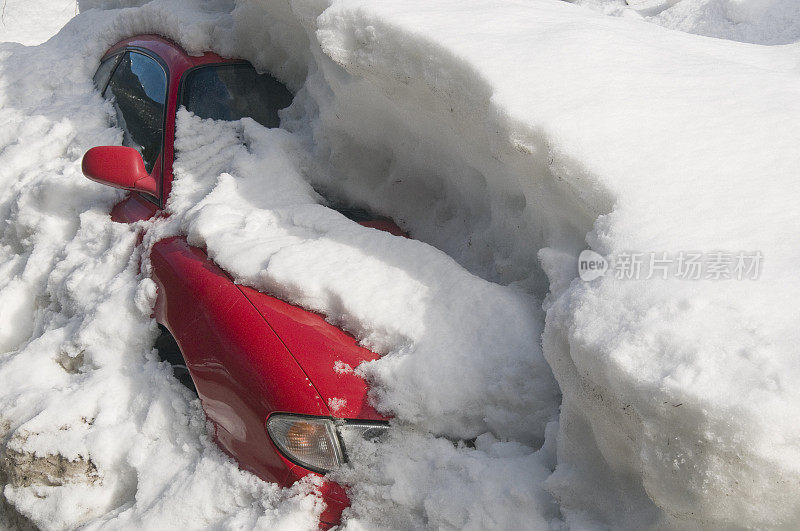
81,146,158,196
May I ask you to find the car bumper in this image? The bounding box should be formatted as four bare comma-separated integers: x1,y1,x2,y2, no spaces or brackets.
284,461,349,528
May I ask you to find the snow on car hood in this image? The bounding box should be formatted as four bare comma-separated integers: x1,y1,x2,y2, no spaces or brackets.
160,110,560,443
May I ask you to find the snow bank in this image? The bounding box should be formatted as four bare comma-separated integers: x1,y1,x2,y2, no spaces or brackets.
3,0,800,529
568,0,800,44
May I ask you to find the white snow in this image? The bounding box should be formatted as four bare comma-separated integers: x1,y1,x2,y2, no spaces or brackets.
0,0,78,46
2,0,800,529
333,360,353,374
568,0,800,44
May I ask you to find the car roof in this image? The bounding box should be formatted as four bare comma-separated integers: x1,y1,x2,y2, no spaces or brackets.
102,34,243,79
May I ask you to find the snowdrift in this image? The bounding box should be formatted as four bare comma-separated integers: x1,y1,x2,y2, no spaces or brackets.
569,0,800,45
1,0,799,529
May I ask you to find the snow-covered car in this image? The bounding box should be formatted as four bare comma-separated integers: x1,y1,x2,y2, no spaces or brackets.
82,34,402,528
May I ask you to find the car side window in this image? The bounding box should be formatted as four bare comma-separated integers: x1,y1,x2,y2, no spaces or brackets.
103,51,167,174
181,63,293,128
93,54,121,94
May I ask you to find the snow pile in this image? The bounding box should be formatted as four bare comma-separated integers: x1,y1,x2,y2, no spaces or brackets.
333,424,560,529
567,0,800,44
3,0,800,529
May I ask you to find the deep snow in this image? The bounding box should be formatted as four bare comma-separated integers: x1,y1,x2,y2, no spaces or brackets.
1,0,800,529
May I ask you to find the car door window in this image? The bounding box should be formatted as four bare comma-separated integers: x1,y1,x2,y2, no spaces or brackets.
93,53,122,94
103,51,167,174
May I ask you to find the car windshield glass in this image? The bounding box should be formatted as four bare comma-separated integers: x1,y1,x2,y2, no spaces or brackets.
180,63,293,128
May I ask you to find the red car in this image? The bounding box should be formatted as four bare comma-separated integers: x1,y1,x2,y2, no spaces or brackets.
82,35,401,528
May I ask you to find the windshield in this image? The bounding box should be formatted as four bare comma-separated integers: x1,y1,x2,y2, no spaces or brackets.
180,63,293,128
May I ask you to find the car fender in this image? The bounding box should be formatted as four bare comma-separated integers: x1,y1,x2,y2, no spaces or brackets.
149,236,330,483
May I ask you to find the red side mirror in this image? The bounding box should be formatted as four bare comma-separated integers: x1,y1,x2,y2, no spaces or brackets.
81,146,158,196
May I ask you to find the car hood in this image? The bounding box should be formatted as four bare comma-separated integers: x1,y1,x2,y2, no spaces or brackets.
237,285,387,422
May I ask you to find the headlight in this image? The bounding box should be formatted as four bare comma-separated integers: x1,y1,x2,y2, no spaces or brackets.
267,414,389,473
336,421,391,453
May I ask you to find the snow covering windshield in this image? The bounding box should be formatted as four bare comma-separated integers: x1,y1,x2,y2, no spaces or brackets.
181,63,293,128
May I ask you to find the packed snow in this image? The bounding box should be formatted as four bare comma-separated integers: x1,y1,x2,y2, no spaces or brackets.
1,0,799,529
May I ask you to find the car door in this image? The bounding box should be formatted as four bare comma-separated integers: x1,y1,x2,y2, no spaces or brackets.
98,49,168,219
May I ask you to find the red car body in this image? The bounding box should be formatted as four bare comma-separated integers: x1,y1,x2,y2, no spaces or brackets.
87,35,397,527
